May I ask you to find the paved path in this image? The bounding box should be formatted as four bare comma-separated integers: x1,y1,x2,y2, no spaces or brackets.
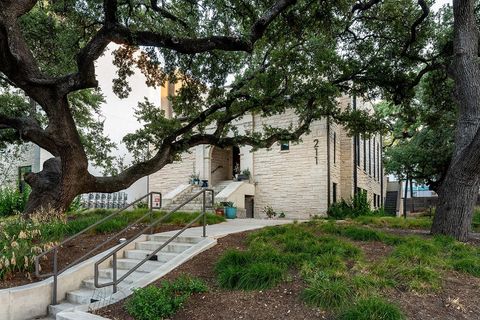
161,218,301,239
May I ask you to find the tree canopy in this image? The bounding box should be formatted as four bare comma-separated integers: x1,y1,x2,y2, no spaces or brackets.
0,0,445,215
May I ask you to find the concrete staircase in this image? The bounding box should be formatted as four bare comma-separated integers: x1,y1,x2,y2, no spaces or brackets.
384,191,398,215
162,180,233,212
38,234,215,320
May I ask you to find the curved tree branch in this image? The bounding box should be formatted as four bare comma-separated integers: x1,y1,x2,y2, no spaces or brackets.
69,0,297,92
0,113,60,155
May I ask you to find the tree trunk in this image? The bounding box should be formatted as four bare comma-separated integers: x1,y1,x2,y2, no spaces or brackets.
432,176,478,241
431,0,480,241
23,158,74,216
410,179,414,213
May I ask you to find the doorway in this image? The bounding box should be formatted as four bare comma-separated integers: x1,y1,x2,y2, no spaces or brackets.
245,196,254,218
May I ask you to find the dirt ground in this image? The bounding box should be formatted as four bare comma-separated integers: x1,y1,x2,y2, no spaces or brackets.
96,229,480,320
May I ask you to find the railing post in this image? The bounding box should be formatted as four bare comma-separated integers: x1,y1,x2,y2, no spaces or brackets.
150,193,154,234
112,252,117,294
202,191,206,237
52,248,58,305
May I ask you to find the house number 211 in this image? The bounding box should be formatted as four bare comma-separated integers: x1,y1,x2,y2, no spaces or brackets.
314,139,319,165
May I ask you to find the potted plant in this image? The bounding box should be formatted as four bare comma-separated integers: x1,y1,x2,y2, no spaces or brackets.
233,163,240,180
237,168,251,181
214,202,225,217
224,201,237,219
190,172,200,185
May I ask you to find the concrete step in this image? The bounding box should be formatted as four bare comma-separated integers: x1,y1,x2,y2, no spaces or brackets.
82,277,115,290
48,302,80,317
97,268,148,283
147,234,203,244
66,288,97,305
135,241,191,253
116,258,164,273
124,249,178,262
57,311,106,320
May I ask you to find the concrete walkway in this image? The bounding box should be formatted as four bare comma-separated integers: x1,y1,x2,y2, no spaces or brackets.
161,218,300,239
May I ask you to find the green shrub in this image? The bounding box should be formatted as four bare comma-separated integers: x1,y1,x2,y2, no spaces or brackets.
125,275,207,320
327,200,352,219
0,187,30,217
327,192,372,219
339,297,405,320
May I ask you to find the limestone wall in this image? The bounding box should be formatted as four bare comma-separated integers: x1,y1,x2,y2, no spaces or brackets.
148,151,196,194
252,111,328,219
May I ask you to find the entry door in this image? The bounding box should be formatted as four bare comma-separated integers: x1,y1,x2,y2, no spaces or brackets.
245,196,254,218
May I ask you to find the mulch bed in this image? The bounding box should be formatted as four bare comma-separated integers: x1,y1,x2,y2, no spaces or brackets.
96,231,327,320
0,224,180,289
96,228,480,320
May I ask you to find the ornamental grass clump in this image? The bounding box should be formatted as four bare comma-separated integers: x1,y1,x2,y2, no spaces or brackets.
0,217,56,280
339,297,405,320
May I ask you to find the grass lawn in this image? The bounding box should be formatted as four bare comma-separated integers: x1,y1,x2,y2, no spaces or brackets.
352,207,480,233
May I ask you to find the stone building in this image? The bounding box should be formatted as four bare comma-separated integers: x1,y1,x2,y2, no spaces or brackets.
149,87,385,219
0,143,51,191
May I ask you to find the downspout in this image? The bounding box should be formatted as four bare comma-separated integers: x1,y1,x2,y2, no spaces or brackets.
327,117,331,209
403,177,408,219
380,135,384,207
353,95,358,196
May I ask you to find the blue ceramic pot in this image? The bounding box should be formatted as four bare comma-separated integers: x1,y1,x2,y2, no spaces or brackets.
225,206,237,219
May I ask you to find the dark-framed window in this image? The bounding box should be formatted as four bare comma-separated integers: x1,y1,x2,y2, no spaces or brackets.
355,135,360,166
368,138,372,175
363,134,366,171
332,182,337,203
373,137,376,179
280,141,290,151
18,165,32,193
373,193,377,207
377,142,380,180
333,132,336,164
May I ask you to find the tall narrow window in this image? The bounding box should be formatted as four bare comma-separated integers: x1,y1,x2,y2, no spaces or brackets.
368,138,372,175
363,134,366,171
377,142,380,180
333,132,336,164
332,183,337,203
355,135,360,166
373,193,377,207
373,137,376,179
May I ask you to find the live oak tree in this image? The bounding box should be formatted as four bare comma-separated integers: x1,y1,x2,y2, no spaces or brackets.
429,0,480,241
376,0,480,241
0,0,442,221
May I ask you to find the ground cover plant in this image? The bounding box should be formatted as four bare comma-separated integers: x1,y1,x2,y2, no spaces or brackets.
0,209,224,281
125,275,207,320
0,187,30,217
214,221,480,319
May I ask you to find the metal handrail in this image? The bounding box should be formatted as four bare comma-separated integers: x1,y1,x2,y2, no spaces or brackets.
93,188,215,294
34,191,162,305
